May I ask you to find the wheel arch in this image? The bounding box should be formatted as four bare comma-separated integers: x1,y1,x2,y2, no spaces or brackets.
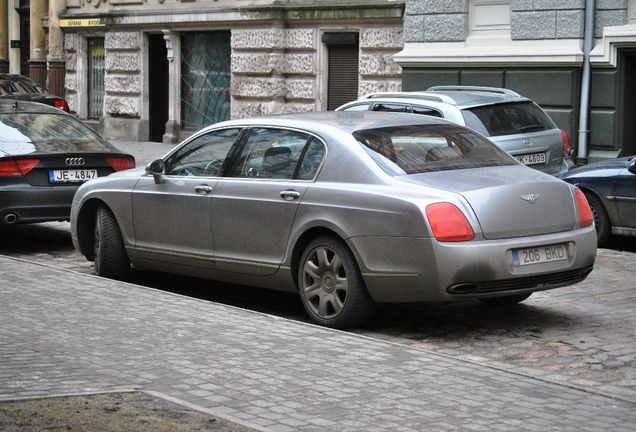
75,198,110,261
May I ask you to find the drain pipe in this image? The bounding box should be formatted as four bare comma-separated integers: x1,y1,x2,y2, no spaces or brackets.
577,0,595,166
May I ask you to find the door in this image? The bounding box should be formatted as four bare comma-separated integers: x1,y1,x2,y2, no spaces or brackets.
148,34,169,142
614,163,636,231
211,128,324,275
131,128,241,268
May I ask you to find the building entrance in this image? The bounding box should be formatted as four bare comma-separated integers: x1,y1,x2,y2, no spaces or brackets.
148,34,169,142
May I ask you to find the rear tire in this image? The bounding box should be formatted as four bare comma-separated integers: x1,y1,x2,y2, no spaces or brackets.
94,206,130,280
478,293,531,306
298,235,376,329
584,192,611,247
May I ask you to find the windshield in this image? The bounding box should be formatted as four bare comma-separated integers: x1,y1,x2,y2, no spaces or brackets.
354,124,516,175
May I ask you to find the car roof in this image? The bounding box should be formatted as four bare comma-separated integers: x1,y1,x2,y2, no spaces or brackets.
213,110,456,134
0,98,67,114
348,86,531,110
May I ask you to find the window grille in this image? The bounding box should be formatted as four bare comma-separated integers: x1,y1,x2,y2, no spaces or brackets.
88,38,105,118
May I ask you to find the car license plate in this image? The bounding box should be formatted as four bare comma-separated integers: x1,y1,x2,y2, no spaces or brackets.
512,244,567,267
515,152,546,165
49,169,98,183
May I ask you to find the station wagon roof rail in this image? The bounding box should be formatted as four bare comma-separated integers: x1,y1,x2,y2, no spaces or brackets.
361,92,457,105
426,86,522,98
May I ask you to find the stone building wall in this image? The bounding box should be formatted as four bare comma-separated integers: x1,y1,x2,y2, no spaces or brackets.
231,25,403,119
61,0,405,141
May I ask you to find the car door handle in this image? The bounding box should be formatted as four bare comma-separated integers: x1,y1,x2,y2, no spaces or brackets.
280,190,301,200
194,185,213,195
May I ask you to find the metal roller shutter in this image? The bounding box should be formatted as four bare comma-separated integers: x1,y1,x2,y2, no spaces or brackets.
326,43,359,110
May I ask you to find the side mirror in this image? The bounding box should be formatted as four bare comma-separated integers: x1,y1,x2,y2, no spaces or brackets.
146,159,166,184
627,158,636,175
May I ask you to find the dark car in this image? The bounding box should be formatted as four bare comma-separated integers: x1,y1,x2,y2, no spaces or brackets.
0,74,70,113
560,156,636,247
0,99,135,225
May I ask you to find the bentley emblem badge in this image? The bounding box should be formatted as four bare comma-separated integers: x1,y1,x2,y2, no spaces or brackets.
520,194,540,204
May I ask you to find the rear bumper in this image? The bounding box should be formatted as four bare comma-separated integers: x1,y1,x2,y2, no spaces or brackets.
0,185,77,224
350,225,597,303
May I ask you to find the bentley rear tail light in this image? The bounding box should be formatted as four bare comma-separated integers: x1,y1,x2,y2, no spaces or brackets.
426,202,475,242
575,188,594,228
106,157,136,172
562,131,572,157
0,159,40,177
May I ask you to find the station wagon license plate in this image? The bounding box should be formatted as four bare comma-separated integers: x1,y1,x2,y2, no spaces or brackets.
512,244,567,267
515,152,546,165
49,169,97,183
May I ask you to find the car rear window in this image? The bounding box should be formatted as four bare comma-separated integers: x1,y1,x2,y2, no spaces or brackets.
354,124,516,175
461,101,556,137
0,113,104,145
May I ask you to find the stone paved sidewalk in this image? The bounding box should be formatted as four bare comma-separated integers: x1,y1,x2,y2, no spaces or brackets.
1,255,634,431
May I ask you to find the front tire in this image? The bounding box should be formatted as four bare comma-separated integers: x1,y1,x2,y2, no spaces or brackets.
584,192,611,247
298,236,376,329
94,206,130,280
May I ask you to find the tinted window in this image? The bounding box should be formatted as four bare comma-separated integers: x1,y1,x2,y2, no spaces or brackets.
0,113,103,144
228,128,325,180
372,103,409,113
411,105,443,118
165,128,241,176
462,102,556,137
354,124,516,175
340,103,372,112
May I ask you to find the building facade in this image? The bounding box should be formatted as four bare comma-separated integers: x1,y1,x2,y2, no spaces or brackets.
397,0,636,163
3,1,633,162
56,0,404,143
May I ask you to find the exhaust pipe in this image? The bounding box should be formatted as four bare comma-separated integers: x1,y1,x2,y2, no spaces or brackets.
446,283,480,295
2,213,17,224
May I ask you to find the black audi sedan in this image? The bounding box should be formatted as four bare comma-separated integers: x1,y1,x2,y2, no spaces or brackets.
0,99,135,225
560,156,636,247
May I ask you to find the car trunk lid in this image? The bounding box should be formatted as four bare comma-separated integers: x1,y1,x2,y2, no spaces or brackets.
402,166,577,240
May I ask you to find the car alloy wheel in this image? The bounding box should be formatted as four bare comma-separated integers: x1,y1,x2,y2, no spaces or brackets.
298,235,376,329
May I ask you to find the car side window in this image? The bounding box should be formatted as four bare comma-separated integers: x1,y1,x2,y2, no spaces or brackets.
411,105,443,118
372,103,409,113
227,128,324,180
296,138,326,180
164,128,241,176
340,103,371,111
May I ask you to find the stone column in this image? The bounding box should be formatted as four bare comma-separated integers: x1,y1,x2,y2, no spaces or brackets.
47,0,66,97
8,1,19,73
29,0,47,85
162,30,180,144
0,0,8,73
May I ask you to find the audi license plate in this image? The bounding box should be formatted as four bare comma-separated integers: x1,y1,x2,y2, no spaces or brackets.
512,244,567,267
49,169,97,183
515,152,546,165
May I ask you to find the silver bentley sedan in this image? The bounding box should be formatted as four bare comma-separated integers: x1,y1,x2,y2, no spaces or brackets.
71,111,597,328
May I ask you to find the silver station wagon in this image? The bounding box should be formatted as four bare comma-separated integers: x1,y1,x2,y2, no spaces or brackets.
71,112,597,328
337,86,573,176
